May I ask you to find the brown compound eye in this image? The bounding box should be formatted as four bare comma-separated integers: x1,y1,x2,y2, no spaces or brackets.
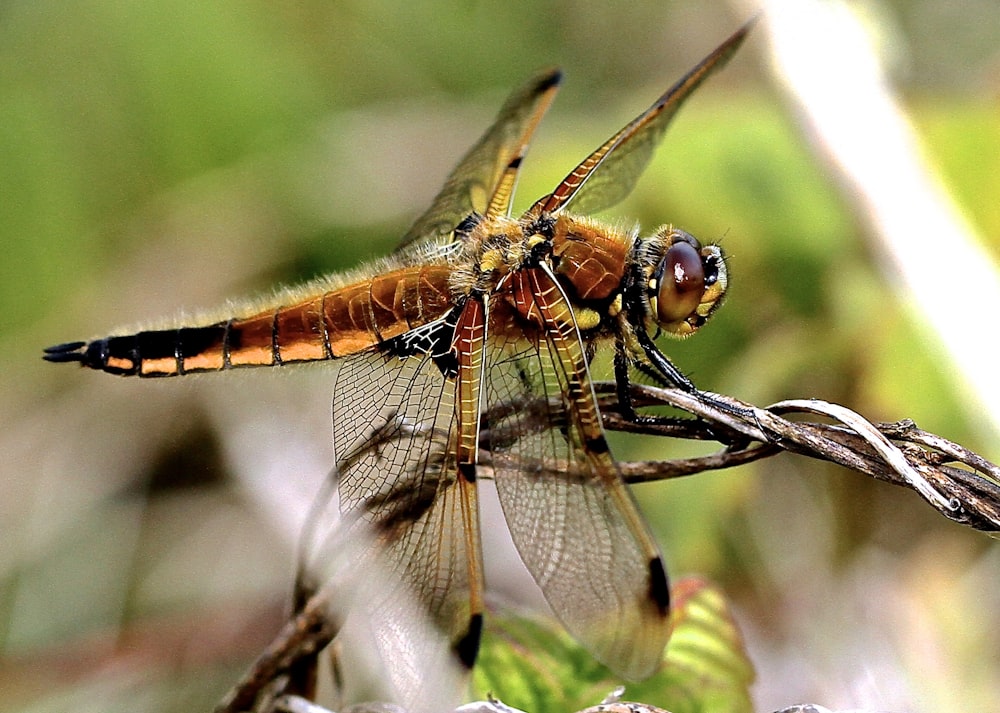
655,241,705,325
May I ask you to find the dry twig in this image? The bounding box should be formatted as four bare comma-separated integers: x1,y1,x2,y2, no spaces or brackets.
595,382,1000,532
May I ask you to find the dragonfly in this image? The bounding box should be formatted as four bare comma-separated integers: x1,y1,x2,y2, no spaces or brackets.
45,21,750,707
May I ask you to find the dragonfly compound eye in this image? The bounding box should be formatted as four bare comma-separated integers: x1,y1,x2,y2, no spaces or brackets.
655,241,706,326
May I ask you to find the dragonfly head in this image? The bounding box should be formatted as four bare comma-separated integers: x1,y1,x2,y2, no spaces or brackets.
643,227,727,337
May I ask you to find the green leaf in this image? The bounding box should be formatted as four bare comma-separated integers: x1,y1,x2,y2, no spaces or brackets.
474,577,754,713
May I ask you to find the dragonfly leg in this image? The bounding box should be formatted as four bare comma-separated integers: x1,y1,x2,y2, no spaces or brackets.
618,336,757,433
633,329,697,392
613,343,696,428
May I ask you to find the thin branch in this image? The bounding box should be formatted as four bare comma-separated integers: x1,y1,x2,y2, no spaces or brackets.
594,382,1000,532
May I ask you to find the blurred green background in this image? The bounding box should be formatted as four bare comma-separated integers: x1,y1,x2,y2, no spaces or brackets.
2,1,999,712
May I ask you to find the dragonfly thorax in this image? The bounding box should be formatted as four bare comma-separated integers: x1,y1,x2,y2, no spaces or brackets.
453,212,728,341
541,214,727,339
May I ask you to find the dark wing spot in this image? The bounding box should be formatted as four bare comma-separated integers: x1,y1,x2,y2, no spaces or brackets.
648,556,670,616
585,434,610,455
454,613,483,669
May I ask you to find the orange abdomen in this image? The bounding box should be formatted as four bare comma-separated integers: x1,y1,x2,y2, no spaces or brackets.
53,265,453,377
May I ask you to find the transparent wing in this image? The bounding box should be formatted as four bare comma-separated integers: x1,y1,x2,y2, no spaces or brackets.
531,21,751,217
300,331,479,709
484,266,671,680
396,68,562,252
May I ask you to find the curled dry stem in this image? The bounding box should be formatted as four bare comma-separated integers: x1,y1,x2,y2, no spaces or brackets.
594,382,1000,532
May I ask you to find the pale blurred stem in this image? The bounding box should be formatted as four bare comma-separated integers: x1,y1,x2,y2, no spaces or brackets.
742,0,1000,439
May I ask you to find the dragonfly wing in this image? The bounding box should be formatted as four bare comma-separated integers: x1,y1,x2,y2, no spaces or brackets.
300,318,481,709
485,266,670,680
396,69,562,252
532,21,751,217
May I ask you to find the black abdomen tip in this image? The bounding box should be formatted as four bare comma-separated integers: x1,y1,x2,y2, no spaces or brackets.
42,341,89,363
43,337,140,375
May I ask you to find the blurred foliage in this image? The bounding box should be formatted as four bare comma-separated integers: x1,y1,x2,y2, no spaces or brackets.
2,1,999,713
476,578,754,713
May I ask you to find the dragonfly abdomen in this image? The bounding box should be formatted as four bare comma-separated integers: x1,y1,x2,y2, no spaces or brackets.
44,265,454,377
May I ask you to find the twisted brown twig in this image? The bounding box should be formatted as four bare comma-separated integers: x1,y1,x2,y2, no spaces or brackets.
594,382,1000,532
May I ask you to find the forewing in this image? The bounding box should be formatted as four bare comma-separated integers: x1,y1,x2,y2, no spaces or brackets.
532,21,751,217
484,266,671,680
300,330,478,709
396,69,562,251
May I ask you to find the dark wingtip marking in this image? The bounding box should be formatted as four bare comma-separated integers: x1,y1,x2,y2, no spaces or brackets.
648,556,670,616
42,341,88,363
454,613,483,669
585,434,610,455
537,68,563,92
457,461,477,484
